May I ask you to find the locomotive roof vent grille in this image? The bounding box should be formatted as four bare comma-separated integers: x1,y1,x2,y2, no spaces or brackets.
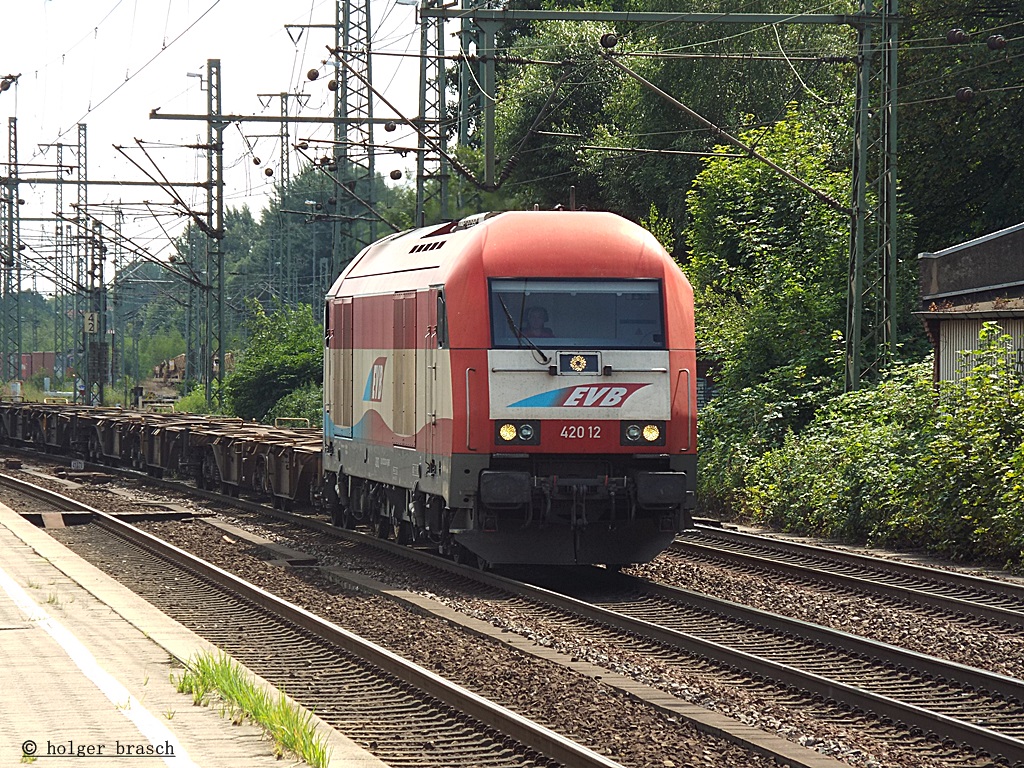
410,241,446,253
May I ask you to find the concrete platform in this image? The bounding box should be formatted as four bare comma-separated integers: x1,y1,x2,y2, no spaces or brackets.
0,501,389,768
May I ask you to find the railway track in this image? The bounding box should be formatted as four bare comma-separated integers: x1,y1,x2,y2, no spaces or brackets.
292,527,1024,767
136,506,1024,767
546,573,1024,759
0,472,622,768
6,459,1024,767
671,525,1024,629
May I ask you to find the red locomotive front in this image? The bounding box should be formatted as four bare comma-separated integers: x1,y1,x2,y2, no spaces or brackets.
323,210,696,567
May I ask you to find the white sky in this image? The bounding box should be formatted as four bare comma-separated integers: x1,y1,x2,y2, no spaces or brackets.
2,0,423,287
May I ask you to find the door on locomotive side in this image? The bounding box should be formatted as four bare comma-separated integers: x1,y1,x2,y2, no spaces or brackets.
392,292,417,449
419,287,445,466
323,296,355,447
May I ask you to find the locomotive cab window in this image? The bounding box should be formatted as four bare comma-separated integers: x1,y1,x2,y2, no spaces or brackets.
489,278,665,349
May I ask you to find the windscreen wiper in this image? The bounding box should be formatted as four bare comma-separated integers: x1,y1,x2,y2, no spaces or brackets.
498,296,551,365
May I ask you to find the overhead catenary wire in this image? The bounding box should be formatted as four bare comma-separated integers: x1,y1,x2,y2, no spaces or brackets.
28,0,226,152
600,51,849,215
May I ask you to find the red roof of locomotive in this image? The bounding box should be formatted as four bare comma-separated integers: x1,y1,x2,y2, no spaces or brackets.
328,210,684,294
326,210,694,350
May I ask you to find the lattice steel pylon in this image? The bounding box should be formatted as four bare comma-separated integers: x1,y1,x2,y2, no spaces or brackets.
845,0,899,390
205,59,226,405
52,143,72,391
331,0,377,276
256,91,301,306
1,117,19,382
75,124,88,401
416,1,449,227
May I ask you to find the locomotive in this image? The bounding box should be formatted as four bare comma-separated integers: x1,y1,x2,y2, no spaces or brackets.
321,210,697,567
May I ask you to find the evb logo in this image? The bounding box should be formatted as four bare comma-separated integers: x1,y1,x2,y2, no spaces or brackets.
363,357,387,402
509,383,649,408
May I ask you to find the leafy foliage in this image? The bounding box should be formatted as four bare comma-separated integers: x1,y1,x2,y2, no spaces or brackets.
266,381,324,427
494,1,855,227
744,324,1024,567
176,382,223,415
898,1,1024,252
744,361,936,539
696,364,837,517
683,108,853,512
640,203,675,252
223,301,323,423
685,106,850,390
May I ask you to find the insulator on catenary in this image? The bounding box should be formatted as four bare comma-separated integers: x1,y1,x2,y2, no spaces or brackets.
946,28,970,44
307,69,320,81
987,34,1007,50
390,169,403,180
955,86,975,103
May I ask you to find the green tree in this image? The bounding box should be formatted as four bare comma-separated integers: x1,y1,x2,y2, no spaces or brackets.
493,0,855,227
685,106,850,390
223,300,322,422
898,2,1024,253
683,106,853,514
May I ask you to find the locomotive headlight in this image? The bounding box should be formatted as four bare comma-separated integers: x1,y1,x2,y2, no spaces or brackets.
620,420,666,447
495,420,541,446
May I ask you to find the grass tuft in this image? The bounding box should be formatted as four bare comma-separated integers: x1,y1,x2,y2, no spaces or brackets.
174,651,330,768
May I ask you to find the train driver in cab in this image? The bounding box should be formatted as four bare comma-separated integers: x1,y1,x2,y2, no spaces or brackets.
523,306,554,338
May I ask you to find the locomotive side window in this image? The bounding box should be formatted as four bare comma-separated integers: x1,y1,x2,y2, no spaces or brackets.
489,278,665,349
435,290,448,349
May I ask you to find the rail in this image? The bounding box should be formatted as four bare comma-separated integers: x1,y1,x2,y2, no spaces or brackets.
0,471,625,768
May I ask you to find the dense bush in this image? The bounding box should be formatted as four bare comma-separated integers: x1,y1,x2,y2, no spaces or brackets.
266,382,324,428
223,301,323,423
743,361,935,540
739,324,1024,567
696,364,837,517
175,381,225,415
